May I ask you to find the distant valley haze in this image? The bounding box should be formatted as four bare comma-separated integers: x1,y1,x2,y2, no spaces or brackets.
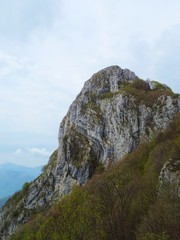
0,162,41,199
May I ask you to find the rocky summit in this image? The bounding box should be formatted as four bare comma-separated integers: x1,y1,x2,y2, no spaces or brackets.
0,65,180,239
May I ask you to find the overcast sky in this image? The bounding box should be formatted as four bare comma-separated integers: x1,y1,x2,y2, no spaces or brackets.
0,0,180,167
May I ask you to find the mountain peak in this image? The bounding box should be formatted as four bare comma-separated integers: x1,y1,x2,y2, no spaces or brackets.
0,66,179,239
92,65,137,81
81,65,138,99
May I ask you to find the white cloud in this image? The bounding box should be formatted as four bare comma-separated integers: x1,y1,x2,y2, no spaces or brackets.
14,149,22,156
27,148,51,157
8,147,54,167
0,50,26,78
124,25,180,93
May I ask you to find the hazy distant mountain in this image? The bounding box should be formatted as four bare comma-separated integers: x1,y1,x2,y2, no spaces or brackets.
0,162,42,198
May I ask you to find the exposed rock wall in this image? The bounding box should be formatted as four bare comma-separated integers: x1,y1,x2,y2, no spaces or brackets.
0,65,179,239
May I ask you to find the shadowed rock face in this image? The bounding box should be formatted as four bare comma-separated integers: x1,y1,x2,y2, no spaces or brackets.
0,65,180,239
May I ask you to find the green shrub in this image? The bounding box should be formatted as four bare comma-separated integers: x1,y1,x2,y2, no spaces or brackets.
151,81,172,91
42,150,58,172
100,91,115,99
140,232,169,240
132,79,150,90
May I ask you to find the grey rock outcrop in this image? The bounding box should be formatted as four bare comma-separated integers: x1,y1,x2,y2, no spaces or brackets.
0,65,179,239
159,158,180,196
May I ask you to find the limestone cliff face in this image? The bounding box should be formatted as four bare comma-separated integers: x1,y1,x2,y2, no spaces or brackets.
0,66,180,239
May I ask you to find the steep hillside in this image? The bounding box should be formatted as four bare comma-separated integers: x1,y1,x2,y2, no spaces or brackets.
0,65,179,239
9,114,180,240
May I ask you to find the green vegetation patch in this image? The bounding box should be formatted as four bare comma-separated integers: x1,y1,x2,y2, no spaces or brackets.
82,101,101,113
151,81,172,91
120,79,177,108
5,182,31,209
100,91,115,99
63,127,97,168
42,150,58,173
81,101,103,123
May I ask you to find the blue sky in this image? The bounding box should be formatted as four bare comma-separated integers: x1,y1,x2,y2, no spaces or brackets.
0,0,180,166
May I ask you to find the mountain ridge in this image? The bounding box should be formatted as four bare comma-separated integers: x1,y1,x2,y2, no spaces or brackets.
0,65,179,239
